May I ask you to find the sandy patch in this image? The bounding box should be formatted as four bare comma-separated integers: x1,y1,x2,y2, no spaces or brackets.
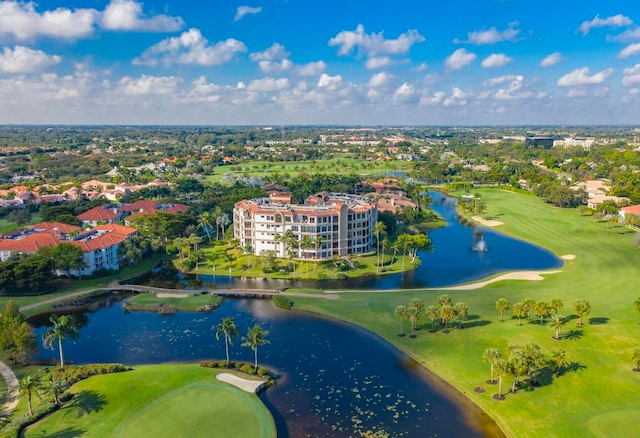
156,292,191,298
440,271,562,290
561,254,576,260
216,373,265,393
472,216,504,227
0,360,19,414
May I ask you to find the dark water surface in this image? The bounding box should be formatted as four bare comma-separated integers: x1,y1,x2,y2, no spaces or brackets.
32,299,493,437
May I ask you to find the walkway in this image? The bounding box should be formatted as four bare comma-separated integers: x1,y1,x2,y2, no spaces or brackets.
0,360,19,415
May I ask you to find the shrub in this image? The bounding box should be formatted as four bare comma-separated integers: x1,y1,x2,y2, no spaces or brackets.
217,360,229,368
334,272,348,280
240,363,255,374
200,360,216,368
273,295,293,310
50,364,131,386
257,367,270,377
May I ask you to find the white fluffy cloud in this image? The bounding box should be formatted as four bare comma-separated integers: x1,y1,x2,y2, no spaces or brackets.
622,64,640,86
0,45,60,73
481,53,512,68
246,77,289,92
557,67,613,87
0,1,98,41
317,73,343,90
296,61,326,77
578,14,632,35
454,24,520,45
392,82,418,104
443,87,469,106
101,0,183,32
118,74,181,95
618,43,640,59
234,6,263,22
369,72,393,88
133,28,247,66
445,48,476,70
483,75,523,87
329,25,424,57
540,52,563,67
250,43,289,62
366,56,393,70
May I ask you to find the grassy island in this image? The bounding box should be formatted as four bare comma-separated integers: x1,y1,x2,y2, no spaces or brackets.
21,364,275,438
287,189,640,438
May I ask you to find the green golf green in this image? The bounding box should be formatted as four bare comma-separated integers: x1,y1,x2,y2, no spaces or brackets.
23,364,275,438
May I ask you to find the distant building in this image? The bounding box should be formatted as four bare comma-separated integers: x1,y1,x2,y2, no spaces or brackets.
77,200,189,227
525,136,555,148
233,192,377,260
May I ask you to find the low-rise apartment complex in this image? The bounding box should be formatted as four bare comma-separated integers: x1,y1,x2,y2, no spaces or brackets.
233,192,377,260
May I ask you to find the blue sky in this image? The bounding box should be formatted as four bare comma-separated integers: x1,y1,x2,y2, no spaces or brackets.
1,0,640,125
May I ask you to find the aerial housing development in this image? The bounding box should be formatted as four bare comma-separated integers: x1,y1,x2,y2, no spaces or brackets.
234,192,377,259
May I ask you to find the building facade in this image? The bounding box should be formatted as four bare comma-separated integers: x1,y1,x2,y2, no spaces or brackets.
233,192,377,260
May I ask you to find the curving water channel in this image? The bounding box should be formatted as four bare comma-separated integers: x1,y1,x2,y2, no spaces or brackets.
31,298,499,437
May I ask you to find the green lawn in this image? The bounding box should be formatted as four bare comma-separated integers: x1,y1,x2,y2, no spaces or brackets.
290,189,640,438
23,364,275,438
205,154,408,182
125,292,222,312
0,212,41,234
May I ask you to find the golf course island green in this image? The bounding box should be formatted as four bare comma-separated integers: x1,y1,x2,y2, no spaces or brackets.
22,364,275,438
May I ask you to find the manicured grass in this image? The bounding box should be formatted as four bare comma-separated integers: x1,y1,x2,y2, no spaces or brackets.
126,292,222,312
290,189,640,438
0,212,42,234
205,155,408,182
190,241,429,281
23,364,275,438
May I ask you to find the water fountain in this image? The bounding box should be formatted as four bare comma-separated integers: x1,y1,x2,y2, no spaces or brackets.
472,229,488,252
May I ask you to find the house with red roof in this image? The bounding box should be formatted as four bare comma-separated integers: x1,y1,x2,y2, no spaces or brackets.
0,221,137,276
77,201,189,227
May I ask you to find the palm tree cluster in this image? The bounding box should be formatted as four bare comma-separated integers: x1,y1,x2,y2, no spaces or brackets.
483,343,563,400
214,317,270,372
42,314,80,368
394,295,469,337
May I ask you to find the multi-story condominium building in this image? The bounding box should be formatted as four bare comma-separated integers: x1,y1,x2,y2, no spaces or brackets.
233,192,377,260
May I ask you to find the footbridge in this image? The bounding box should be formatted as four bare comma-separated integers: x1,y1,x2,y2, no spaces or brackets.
106,284,281,298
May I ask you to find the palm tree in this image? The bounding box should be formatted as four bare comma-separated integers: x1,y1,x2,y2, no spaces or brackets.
550,349,570,375
548,314,566,340
45,375,68,406
523,298,535,321
482,348,502,383
374,221,387,272
408,298,425,331
407,306,418,338
215,317,239,367
533,301,550,325
242,324,270,372
573,299,591,327
394,305,408,337
244,243,253,269
426,305,439,333
634,297,640,323
454,302,469,329
495,298,510,322
300,235,314,277
512,302,527,326
198,211,213,244
494,358,508,399
216,213,230,241
440,304,454,333
550,297,564,314
42,314,79,368
632,347,640,371
19,374,41,416
314,235,326,272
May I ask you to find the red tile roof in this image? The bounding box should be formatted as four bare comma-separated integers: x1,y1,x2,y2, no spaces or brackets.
622,205,640,216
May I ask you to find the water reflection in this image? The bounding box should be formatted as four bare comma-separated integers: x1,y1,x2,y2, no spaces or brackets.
32,299,492,437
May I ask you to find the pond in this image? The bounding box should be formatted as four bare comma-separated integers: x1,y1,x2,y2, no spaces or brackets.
31,298,500,437
132,191,562,291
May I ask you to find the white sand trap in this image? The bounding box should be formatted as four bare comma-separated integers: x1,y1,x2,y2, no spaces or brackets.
282,292,341,300
561,254,576,260
441,271,562,290
156,292,190,298
472,216,504,227
216,373,265,393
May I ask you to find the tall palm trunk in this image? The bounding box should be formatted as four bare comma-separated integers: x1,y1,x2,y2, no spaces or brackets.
225,336,230,366
58,335,65,368
254,347,258,371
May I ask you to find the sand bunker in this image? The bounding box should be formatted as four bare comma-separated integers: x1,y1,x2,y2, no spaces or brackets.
156,292,191,298
440,271,562,290
472,216,504,227
216,373,265,393
561,254,576,260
